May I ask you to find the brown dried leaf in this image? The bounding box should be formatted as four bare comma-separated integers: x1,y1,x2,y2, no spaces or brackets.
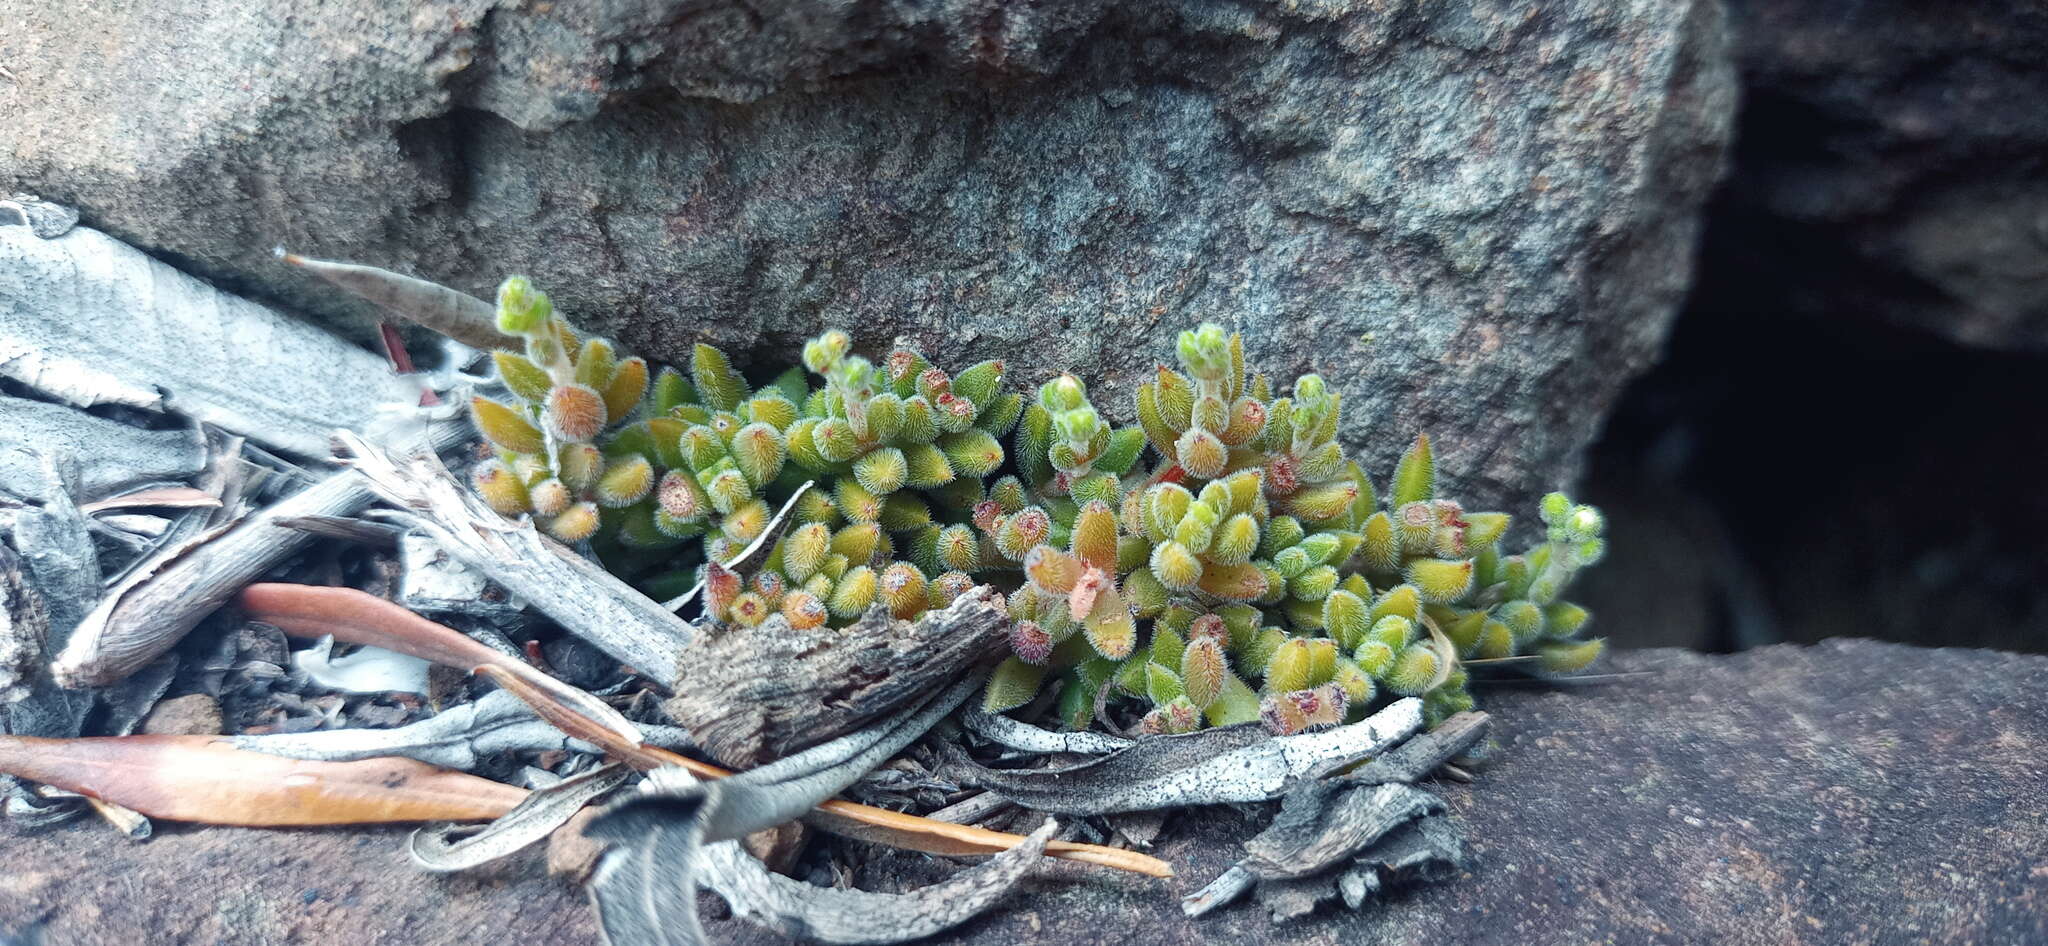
0,733,526,825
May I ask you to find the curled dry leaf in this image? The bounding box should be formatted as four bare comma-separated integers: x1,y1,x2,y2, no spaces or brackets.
412,763,634,872
277,250,506,352
0,394,206,505
0,733,526,825
967,698,1424,815
238,582,642,748
479,665,1171,877
234,689,692,770
696,818,1060,945
958,702,1136,756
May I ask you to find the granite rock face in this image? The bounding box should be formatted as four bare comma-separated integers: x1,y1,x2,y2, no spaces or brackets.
1719,1,2048,350
4,640,2043,945
0,0,1734,505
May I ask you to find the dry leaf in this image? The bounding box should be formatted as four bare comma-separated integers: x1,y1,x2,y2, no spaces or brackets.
0,226,419,457
0,733,526,825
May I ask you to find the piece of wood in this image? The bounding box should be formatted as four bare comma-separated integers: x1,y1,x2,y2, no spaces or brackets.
52,419,464,688
664,591,1012,769
334,429,693,683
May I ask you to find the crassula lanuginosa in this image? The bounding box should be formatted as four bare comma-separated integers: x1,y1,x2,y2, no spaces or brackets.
467,277,1610,735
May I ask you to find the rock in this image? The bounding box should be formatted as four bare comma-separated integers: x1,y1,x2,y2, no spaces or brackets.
139,693,224,737
0,0,1734,504
1717,1,2048,350
5,640,2043,944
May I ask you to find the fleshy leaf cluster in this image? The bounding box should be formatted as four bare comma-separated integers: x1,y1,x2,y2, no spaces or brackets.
466,283,1610,734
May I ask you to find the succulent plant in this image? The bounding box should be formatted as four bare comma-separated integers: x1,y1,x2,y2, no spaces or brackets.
467,282,1609,735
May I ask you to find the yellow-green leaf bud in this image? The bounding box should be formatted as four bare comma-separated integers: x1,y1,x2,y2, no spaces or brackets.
1290,564,1338,601
852,446,908,496
470,459,531,516
529,478,571,518
557,443,605,491
1323,590,1370,650
938,428,1004,477
1406,557,1475,603
831,522,883,565
471,397,544,455
1384,643,1440,696
982,657,1046,713
936,524,982,572
1264,638,1315,694
1538,637,1606,673
690,343,748,413
594,454,655,508
1475,619,1516,659
544,501,600,544
1149,540,1204,592
828,565,878,619
877,561,928,620
492,351,553,402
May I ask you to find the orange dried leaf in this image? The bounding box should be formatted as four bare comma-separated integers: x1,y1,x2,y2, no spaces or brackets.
0,735,525,826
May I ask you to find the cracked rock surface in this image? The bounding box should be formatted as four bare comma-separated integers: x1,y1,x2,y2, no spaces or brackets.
4,640,2042,945
0,0,1734,507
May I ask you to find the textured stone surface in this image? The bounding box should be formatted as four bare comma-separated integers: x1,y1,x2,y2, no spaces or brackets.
5,640,2043,945
1717,1,2048,350
0,0,1734,505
